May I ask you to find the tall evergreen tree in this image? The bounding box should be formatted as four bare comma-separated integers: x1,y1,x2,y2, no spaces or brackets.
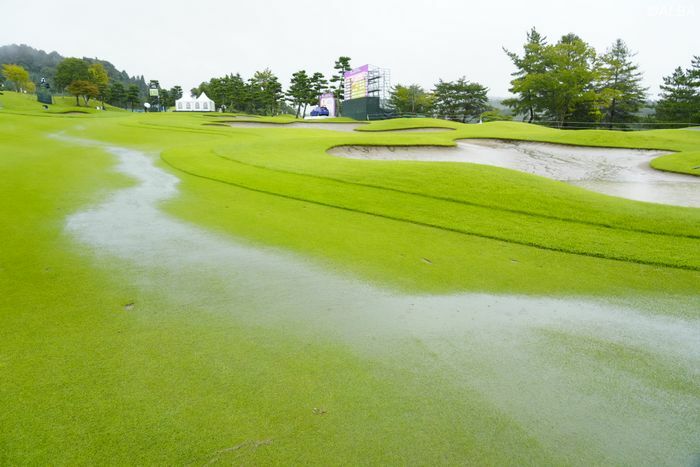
432,77,489,123
503,28,548,122
126,84,140,111
170,85,183,102
303,72,329,116
330,56,351,101
597,39,647,127
107,82,126,108
286,70,310,118
656,65,699,123
249,69,283,116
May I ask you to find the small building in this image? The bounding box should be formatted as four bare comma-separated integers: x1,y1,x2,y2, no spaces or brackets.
176,92,215,112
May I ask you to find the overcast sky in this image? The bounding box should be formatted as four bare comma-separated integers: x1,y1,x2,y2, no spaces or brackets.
1,0,697,97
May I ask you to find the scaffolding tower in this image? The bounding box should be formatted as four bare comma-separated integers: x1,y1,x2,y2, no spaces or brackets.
342,64,393,120
365,65,391,108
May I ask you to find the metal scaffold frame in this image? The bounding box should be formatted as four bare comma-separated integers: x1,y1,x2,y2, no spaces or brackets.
366,65,391,108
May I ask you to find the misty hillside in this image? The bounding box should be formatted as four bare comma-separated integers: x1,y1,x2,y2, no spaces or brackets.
0,43,147,92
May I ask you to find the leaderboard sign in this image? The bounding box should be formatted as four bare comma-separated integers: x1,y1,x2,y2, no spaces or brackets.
343,65,369,100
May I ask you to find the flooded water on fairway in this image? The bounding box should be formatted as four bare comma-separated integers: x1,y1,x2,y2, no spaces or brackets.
329,140,700,207
58,133,700,465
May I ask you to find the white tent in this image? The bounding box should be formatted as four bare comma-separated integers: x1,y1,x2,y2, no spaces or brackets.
176,92,215,112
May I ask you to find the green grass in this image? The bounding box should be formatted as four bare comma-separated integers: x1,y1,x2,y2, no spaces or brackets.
155,118,700,294
0,89,125,115
651,150,700,175
1,91,699,464
204,114,361,124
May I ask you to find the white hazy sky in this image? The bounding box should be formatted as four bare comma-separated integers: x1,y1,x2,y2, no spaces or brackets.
1,0,698,97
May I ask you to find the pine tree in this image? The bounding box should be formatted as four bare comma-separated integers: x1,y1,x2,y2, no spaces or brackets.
656,66,698,124
432,77,489,123
329,56,351,101
503,28,548,122
126,84,140,111
597,39,647,127
306,72,328,115
107,82,126,108
286,70,309,118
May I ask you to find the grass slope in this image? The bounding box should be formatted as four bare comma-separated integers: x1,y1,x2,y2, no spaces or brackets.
0,89,125,115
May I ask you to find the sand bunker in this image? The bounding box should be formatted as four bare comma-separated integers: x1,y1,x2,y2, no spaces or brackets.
329,139,700,207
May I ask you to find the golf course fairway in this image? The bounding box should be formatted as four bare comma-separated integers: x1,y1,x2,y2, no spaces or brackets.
1,91,699,465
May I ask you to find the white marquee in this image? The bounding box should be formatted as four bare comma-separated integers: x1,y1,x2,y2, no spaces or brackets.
176,92,215,112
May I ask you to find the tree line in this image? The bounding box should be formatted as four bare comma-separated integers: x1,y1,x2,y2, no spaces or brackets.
501,28,699,127
388,29,699,126
2,39,699,124
191,57,352,116
0,44,147,100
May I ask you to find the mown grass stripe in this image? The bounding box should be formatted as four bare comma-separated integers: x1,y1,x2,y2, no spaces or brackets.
211,146,700,240
161,153,700,272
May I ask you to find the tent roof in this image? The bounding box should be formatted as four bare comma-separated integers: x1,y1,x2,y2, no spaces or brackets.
176,92,213,103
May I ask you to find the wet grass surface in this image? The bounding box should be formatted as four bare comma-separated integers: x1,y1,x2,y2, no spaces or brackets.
1,91,699,464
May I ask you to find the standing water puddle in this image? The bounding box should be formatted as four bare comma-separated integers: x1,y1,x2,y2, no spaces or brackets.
329,139,700,207
56,134,700,465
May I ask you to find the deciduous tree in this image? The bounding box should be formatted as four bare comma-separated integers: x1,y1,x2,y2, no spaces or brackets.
66,79,98,106
540,34,600,126
390,84,433,115
1,64,29,92
1,64,31,92
88,63,109,108
55,58,89,104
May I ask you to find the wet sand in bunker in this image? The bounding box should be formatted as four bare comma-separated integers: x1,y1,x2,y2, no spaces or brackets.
328,139,700,207
53,133,700,465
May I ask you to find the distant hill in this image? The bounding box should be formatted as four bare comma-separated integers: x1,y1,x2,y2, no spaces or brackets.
0,43,147,93
488,97,513,115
